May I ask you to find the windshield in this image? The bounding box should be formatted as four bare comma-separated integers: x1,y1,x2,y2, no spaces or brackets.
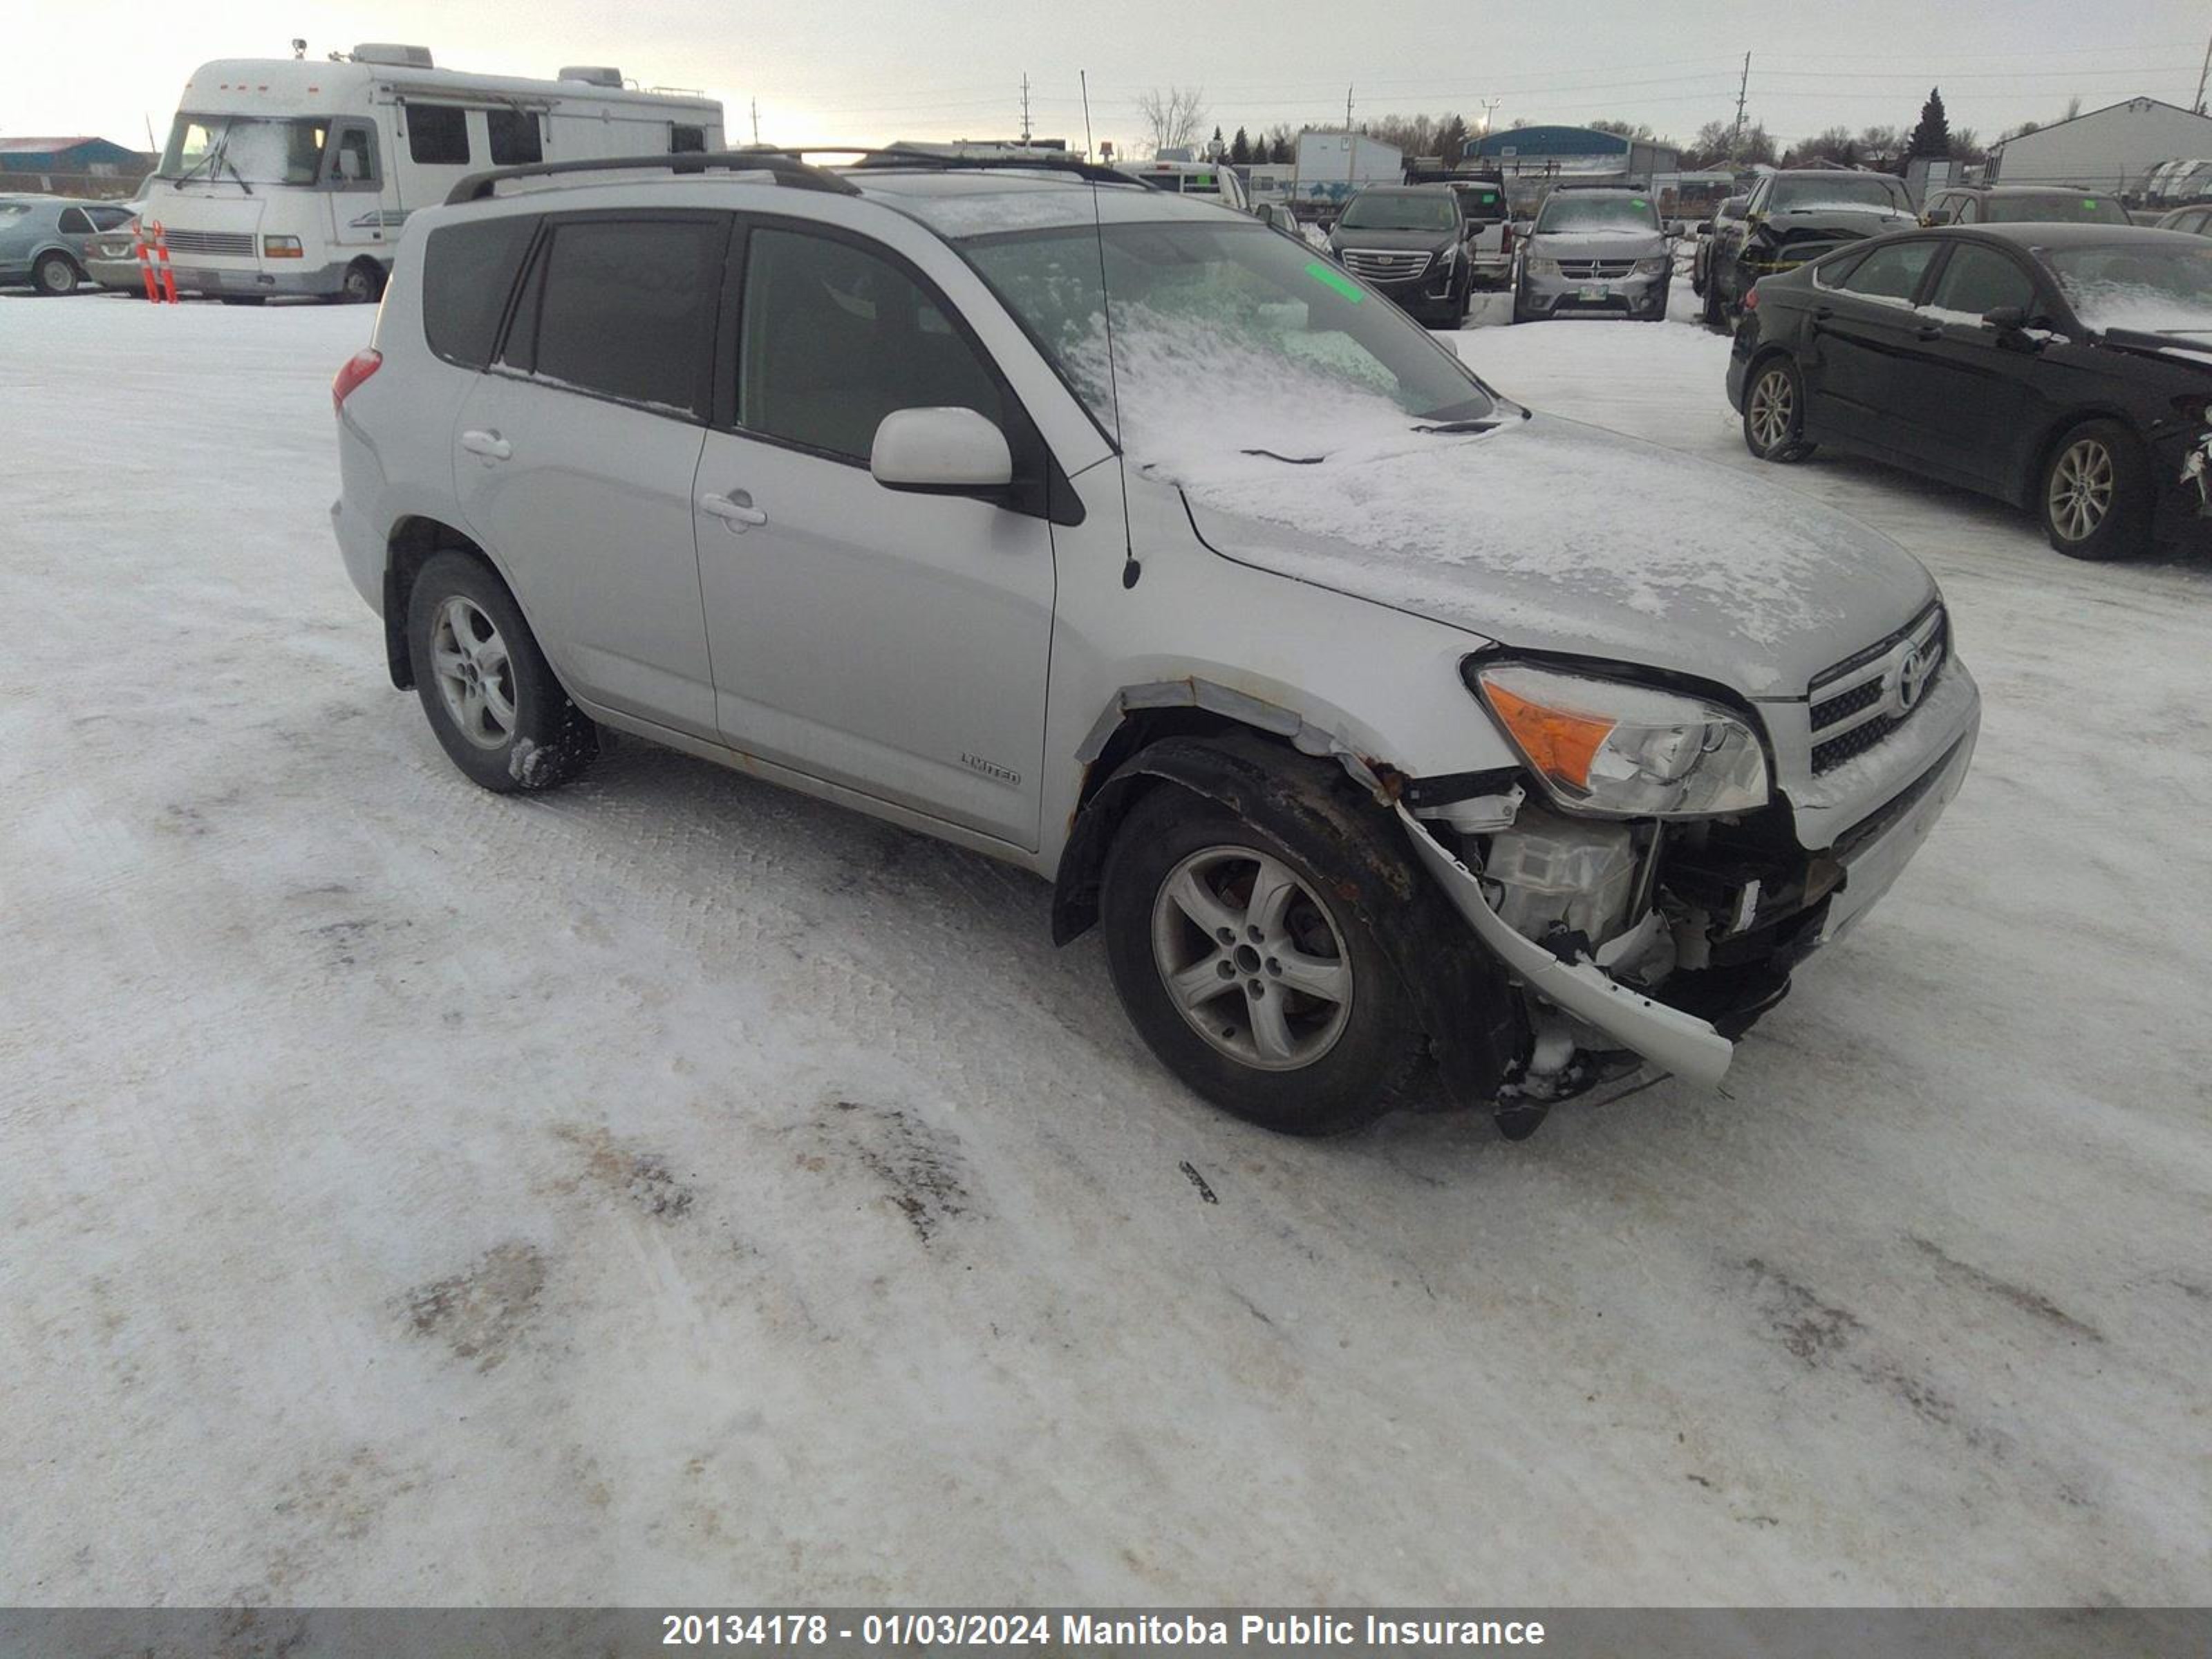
1338,192,1461,232
1771,176,1911,214
0,203,32,221
962,218,1493,476
160,113,330,184
1986,194,2128,225
1535,194,1659,234
2045,243,2212,335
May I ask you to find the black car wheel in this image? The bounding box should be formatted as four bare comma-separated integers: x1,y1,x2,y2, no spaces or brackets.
1510,275,1539,324
32,252,80,295
2040,420,2151,561
1743,355,1817,463
341,259,385,304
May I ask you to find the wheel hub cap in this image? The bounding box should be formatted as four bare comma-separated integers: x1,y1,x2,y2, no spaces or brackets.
429,596,516,750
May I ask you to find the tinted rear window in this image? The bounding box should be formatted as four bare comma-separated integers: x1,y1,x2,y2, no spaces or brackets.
422,215,539,369
527,216,725,414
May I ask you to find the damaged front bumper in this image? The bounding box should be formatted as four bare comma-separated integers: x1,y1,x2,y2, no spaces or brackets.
1394,706,1978,1090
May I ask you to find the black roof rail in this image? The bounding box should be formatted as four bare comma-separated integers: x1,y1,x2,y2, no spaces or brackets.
444,149,861,205
736,143,1144,189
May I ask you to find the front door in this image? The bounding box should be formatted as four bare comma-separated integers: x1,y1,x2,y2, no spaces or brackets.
450,212,729,738
695,221,1056,849
322,120,388,254
1906,242,2038,487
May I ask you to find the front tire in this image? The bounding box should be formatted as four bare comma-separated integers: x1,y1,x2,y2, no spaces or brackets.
32,252,79,295
1510,276,1539,324
405,550,597,792
1742,355,1816,463
2040,420,2151,561
1100,778,1430,1136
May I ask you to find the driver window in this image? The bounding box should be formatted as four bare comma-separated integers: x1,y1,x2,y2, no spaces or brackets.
739,227,1004,462
330,126,375,186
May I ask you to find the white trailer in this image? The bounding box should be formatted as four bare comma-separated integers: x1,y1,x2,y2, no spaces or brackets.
142,46,723,302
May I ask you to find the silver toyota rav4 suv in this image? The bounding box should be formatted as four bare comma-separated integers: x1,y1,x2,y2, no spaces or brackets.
331,150,1978,1139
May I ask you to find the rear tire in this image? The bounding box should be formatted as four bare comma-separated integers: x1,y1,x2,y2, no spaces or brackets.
1743,355,1817,463
1100,776,1430,1136
405,550,597,793
32,252,79,295
341,259,385,304
2040,419,2152,561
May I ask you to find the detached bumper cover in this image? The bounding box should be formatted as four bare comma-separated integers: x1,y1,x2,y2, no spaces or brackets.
1397,803,1736,1087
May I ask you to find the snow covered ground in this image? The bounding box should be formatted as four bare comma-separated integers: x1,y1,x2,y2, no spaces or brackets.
3,282,2209,1607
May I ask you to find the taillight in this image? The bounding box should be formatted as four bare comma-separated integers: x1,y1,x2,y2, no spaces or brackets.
1742,286,1760,311
332,348,382,413
1501,224,1515,256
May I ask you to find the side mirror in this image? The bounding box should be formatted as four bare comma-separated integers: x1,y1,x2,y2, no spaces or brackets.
1924,209,1951,226
1980,305,2027,333
870,407,1013,494
1695,219,1713,234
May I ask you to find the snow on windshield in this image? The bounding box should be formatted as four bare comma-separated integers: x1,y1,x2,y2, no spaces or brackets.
2049,245,2212,334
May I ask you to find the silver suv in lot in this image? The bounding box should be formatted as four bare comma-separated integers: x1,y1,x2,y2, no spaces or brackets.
332,151,1979,1138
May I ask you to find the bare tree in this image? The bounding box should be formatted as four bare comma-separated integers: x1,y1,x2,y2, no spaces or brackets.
1136,86,1209,157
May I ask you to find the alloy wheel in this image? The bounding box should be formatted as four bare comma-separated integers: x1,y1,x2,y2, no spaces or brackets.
1149,845,1353,1071
1748,367,1795,451
2047,437,2115,542
428,596,516,750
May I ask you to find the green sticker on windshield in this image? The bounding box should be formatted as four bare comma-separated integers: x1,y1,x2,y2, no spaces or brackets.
1306,261,1365,303
2084,198,2099,208
1633,198,1648,207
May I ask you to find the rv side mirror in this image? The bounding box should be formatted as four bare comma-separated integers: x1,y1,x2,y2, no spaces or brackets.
870,407,1013,494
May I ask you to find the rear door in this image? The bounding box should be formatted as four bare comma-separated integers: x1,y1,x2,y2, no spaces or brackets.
323,120,386,255
1800,236,1942,450
691,218,1058,848
450,211,727,738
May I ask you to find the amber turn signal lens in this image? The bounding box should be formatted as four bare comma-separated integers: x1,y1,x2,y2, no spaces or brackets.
1482,682,1616,791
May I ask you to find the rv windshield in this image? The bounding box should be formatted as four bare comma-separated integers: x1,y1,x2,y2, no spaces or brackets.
961,218,1494,460
160,114,331,185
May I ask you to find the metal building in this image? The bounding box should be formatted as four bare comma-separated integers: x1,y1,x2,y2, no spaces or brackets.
1988,96,2212,195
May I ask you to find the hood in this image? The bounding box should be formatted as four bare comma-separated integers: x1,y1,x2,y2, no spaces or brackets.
1759,205,1915,233
1176,415,1936,699
1526,227,1669,259
1331,223,1459,252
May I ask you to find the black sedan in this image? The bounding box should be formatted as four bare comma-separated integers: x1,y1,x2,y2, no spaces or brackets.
1726,223,2212,560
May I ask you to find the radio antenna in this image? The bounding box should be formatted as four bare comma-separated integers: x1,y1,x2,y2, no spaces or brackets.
1080,71,1140,589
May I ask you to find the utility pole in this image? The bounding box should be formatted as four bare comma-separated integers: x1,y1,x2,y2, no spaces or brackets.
750,98,760,144
2196,29,2211,114
1732,53,1751,156
1478,97,1501,136
1020,73,1032,145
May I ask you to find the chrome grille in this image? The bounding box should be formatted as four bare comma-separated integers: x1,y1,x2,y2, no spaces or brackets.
1338,248,1432,281
1557,259,1636,279
159,229,255,257
1808,605,1947,775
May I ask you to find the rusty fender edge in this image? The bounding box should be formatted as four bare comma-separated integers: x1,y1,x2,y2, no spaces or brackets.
1394,803,1736,1089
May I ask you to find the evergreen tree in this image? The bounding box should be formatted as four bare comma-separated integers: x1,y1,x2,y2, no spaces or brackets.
1435,113,1468,166
1907,87,1951,159
1229,126,1251,165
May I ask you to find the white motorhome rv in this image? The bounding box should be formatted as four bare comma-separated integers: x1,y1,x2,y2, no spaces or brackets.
143,45,723,301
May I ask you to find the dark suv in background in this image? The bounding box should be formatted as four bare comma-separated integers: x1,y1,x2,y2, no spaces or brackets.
1703,168,1915,324
1325,185,1472,326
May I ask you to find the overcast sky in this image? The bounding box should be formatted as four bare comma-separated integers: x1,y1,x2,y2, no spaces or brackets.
8,0,2208,158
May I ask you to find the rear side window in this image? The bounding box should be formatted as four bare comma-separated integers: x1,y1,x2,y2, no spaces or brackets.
671,124,706,154
58,208,93,234
408,105,471,166
422,215,540,369
487,109,542,166
1928,244,2036,319
739,226,1004,460
525,216,725,415
1839,239,1937,303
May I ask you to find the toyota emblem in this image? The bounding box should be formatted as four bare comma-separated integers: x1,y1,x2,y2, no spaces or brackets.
1896,644,1933,711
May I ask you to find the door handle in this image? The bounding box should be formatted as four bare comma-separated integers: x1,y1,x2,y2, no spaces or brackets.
699,490,768,529
1914,323,1944,341
1812,305,1834,321
458,429,511,461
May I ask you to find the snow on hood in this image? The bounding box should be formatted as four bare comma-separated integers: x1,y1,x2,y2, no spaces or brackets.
1528,227,1667,250
1076,306,1936,697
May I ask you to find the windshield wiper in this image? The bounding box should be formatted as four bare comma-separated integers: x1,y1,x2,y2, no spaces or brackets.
1413,419,1499,435
216,147,254,194
1239,449,1326,465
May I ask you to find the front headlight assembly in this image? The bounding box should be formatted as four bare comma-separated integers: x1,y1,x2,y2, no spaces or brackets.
1526,257,1560,276
1471,661,1770,818
1633,255,1672,276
